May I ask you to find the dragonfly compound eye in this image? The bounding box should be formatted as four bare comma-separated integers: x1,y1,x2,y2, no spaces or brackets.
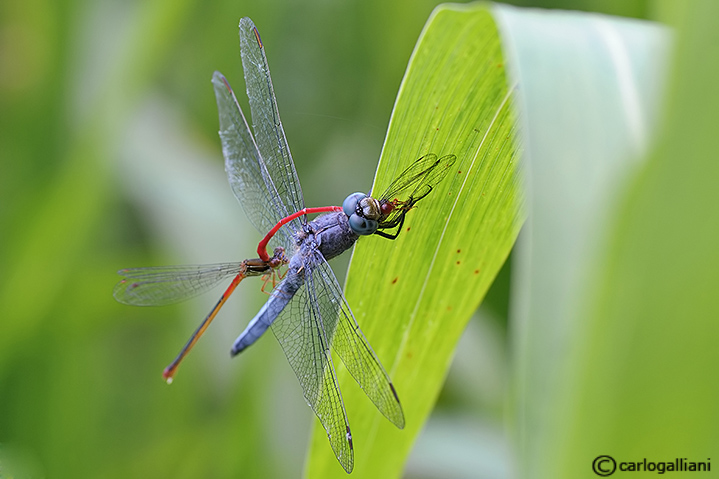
348,214,378,235
342,192,367,217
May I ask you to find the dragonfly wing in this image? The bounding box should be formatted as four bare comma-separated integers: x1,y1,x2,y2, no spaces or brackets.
269,257,354,473
376,153,457,202
312,254,405,429
231,267,301,355
375,154,457,229
238,17,305,233
114,263,246,306
212,72,294,252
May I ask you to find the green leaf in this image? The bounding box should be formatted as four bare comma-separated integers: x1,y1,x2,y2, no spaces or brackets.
306,4,524,477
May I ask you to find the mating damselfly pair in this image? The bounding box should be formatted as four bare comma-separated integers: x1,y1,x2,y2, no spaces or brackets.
114,17,455,473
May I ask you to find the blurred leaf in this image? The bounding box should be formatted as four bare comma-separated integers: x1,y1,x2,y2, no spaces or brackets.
307,4,524,477
0,0,196,367
0,0,199,478
536,2,719,476
492,3,698,478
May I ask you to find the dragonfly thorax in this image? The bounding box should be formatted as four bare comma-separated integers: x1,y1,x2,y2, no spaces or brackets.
306,211,360,261
358,196,381,220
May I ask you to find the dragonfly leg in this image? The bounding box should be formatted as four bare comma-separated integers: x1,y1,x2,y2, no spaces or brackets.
260,265,288,294
260,274,272,294
374,211,406,240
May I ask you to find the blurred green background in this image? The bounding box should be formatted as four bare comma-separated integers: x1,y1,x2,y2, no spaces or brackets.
0,0,659,478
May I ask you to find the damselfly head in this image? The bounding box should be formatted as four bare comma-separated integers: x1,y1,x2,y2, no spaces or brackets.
270,247,288,267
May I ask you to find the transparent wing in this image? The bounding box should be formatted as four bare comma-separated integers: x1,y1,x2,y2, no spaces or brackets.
313,255,405,429
376,154,456,203
269,258,354,473
239,17,305,232
212,71,294,252
113,263,245,306
375,154,457,229
268,249,405,473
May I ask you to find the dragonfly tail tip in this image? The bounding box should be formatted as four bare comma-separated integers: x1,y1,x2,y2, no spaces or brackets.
162,367,175,384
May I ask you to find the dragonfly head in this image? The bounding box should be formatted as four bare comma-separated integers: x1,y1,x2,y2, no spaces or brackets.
342,192,365,217
342,192,378,236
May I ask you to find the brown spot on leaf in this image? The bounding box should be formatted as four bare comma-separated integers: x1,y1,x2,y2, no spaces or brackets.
391,277,398,285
